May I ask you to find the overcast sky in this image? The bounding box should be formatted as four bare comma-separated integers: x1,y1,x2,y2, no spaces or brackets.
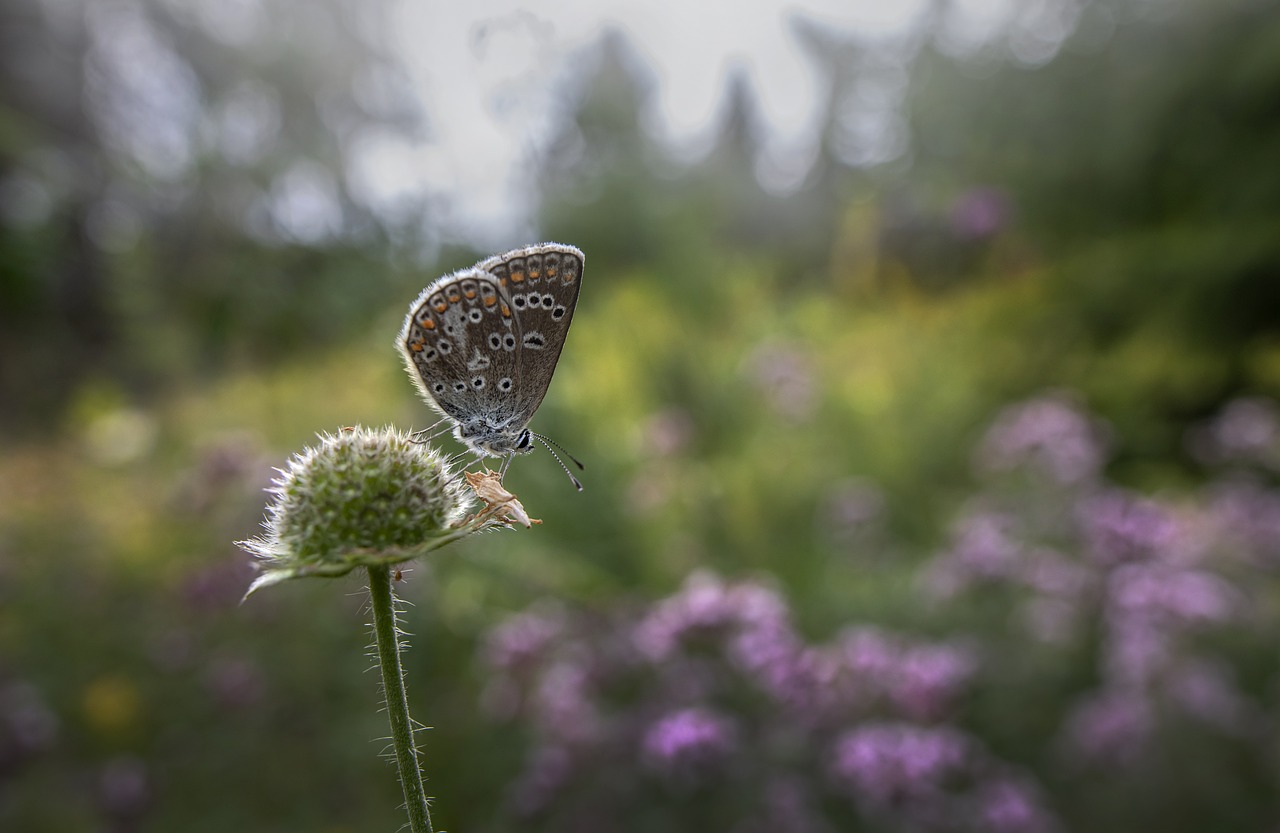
346,0,1079,248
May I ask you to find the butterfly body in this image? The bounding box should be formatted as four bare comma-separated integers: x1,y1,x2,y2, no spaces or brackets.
399,243,584,460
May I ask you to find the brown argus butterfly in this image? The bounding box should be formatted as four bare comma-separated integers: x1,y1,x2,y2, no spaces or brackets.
398,243,584,475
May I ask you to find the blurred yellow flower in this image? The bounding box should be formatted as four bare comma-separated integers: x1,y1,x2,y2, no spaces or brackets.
82,675,141,737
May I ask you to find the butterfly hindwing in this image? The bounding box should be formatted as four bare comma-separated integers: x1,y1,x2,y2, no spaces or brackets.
480,243,584,425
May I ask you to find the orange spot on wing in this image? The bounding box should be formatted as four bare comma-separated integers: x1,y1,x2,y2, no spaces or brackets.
483,294,498,307
448,294,461,303
409,341,424,352
464,289,476,299
500,303,511,318
435,302,447,313
511,271,525,283
546,267,557,278
422,319,436,330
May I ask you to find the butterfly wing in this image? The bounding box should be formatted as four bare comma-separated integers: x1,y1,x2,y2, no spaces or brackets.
479,243,585,426
399,269,523,425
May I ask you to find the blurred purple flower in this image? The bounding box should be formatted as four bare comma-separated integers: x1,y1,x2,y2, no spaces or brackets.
641,707,736,774
1063,689,1153,767
817,478,887,549
973,777,1058,833
1100,618,1172,688
485,605,565,671
203,656,265,710
890,644,977,721
839,627,899,680
1205,478,1280,563
180,432,269,515
634,572,789,662
98,756,150,820
976,394,1108,485
834,628,975,720
924,511,1026,598
533,660,601,744
729,619,802,688
625,466,682,516
639,407,696,458
744,342,818,424
1166,659,1256,734
1020,549,1091,598
1021,597,1080,644
950,187,1012,240
733,777,834,833
147,629,194,672
1108,564,1241,626
507,744,573,818
180,557,257,612
1079,491,1179,565
1187,397,1280,470
476,571,1071,831
0,681,58,773
830,723,972,804
778,646,849,716
634,573,737,660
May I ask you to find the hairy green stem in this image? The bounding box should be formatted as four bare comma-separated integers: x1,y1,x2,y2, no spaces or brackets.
368,565,434,833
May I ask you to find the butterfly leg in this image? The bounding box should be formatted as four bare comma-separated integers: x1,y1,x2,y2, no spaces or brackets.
410,418,451,445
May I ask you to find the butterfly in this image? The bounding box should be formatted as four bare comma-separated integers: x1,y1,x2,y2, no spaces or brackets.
398,243,584,477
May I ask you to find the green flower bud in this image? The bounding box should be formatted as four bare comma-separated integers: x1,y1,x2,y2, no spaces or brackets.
239,426,477,597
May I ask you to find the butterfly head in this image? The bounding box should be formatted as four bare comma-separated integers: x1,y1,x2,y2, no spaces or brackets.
455,417,535,458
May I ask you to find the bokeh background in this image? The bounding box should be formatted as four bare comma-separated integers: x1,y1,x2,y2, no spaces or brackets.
3,0,1280,830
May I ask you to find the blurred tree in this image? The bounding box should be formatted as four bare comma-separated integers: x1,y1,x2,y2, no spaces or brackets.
898,0,1280,461
0,0,424,427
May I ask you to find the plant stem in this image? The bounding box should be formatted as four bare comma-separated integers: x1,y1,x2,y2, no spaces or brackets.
368,565,434,833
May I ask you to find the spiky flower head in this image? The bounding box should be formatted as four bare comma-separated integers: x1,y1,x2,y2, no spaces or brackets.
239,426,477,597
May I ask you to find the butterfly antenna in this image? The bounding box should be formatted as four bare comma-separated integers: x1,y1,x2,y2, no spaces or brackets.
531,435,583,491
530,432,585,471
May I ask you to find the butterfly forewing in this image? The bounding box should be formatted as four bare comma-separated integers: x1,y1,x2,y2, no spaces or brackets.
481,244,584,424
400,271,523,424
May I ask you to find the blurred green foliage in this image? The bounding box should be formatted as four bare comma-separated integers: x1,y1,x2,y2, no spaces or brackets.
1,0,1279,830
